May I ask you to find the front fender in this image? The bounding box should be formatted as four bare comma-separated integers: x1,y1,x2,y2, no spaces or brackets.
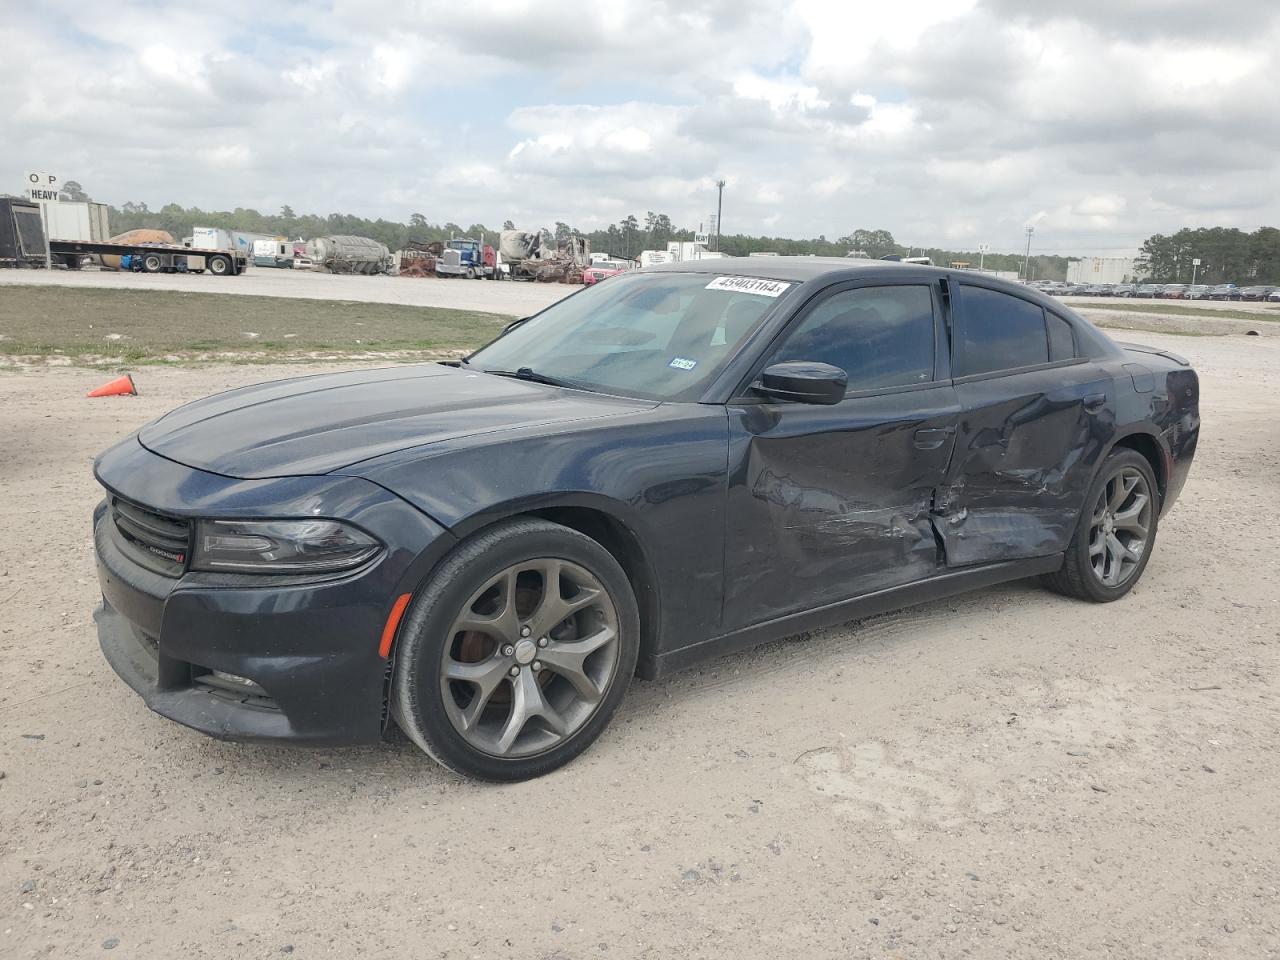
337,408,731,656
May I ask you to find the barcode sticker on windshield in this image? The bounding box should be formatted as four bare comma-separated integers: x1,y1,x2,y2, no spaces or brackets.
705,276,791,297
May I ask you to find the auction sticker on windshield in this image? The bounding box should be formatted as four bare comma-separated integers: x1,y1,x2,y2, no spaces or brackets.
704,276,791,297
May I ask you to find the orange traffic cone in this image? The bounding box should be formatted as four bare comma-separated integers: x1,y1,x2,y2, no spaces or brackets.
87,374,137,398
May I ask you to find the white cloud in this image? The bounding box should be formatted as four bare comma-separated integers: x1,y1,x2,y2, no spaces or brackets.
1,0,1278,254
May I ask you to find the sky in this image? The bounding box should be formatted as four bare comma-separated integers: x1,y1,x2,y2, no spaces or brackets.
2,0,1278,256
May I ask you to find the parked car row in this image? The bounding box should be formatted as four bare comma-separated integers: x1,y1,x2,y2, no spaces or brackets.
1025,280,1280,301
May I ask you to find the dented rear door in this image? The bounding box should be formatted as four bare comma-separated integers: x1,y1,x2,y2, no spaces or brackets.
939,282,1115,567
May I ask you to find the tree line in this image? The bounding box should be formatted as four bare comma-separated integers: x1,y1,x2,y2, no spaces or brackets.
1135,226,1280,284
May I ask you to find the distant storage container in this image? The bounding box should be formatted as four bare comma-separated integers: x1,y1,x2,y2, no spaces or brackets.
42,201,110,242
1067,257,1137,284
638,250,671,268
191,226,235,250
191,227,278,254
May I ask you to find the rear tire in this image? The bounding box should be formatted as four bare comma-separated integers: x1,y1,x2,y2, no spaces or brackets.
392,518,639,781
1043,448,1159,603
142,253,163,273
208,255,231,276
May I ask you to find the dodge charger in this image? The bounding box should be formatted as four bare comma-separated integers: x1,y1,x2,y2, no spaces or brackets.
92,259,1200,780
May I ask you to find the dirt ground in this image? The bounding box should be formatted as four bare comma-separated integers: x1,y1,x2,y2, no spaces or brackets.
1,331,1278,959
1079,307,1280,339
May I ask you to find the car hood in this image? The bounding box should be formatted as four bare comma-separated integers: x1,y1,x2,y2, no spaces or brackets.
138,364,655,479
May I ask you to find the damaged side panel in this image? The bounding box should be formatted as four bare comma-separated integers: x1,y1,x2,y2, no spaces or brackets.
940,364,1115,567
722,385,960,632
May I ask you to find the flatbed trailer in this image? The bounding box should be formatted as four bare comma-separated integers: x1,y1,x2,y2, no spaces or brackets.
49,239,248,276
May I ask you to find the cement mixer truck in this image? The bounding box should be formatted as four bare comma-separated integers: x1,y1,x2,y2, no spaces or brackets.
303,235,393,274
499,229,590,282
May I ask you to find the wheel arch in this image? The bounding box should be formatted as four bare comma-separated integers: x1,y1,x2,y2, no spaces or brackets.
1106,428,1169,505
398,495,663,681
522,504,662,677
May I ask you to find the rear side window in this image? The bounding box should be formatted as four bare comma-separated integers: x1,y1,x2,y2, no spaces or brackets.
770,285,936,391
1046,311,1076,361
957,286,1048,376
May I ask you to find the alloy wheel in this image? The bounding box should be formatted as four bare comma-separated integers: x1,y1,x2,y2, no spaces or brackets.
439,558,620,758
1088,466,1153,587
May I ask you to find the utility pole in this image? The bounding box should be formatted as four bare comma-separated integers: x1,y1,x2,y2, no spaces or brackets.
1021,226,1034,279
715,179,726,251
978,243,990,272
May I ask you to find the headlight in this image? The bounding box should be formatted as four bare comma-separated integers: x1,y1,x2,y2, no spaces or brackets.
191,519,381,574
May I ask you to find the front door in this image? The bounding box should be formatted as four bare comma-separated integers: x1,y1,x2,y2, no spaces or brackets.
723,279,960,632
940,282,1115,566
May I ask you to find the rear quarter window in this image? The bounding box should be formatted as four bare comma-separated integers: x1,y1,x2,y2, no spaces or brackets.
1046,311,1076,362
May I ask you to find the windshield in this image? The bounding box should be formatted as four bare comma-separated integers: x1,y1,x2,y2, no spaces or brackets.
468,271,792,401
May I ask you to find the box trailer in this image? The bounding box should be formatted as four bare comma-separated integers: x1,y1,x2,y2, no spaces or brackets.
0,198,49,267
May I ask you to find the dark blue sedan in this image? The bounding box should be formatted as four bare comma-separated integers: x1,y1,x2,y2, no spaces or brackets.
93,258,1200,780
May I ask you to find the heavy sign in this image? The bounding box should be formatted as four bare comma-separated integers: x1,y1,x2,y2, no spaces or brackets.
25,171,60,201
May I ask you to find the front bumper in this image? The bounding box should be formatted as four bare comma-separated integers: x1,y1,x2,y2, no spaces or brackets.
92,437,454,745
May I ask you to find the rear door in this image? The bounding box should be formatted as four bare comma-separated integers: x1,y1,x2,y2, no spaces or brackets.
722,278,960,631
940,282,1114,566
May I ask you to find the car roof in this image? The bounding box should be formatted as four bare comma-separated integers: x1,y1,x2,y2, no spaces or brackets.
643,255,947,283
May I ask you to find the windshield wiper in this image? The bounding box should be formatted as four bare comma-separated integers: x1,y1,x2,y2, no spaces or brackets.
482,367,587,390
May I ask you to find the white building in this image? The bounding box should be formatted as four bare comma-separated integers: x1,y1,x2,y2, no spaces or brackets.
1067,257,1137,284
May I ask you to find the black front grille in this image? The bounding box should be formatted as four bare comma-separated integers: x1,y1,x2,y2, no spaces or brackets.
110,497,190,577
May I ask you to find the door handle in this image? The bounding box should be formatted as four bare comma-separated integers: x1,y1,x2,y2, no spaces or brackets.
913,427,955,450
1083,393,1107,414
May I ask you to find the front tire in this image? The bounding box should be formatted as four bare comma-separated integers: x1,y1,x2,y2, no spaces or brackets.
392,518,640,781
1044,448,1159,602
208,255,231,276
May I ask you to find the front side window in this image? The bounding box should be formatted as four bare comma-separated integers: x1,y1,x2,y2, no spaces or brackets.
767,285,936,392
957,286,1049,376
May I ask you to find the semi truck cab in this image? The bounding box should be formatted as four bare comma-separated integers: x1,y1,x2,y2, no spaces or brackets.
436,238,495,279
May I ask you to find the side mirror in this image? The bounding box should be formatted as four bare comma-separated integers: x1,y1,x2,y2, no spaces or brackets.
754,361,847,405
